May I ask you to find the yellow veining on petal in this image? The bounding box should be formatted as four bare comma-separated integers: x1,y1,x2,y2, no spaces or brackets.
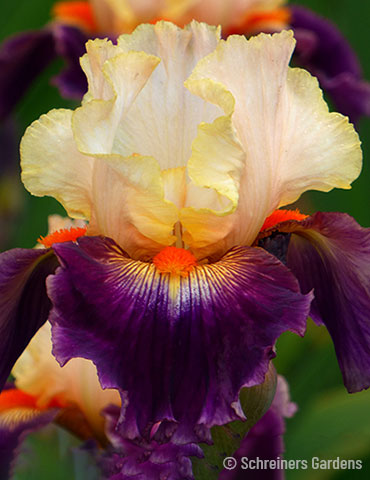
0,407,46,430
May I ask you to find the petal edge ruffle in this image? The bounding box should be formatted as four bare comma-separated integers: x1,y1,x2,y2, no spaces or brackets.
47,236,311,440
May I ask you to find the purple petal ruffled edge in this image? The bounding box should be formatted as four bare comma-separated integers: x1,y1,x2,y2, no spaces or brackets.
47,236,311,441
100,405,203,480
290,4,370,123
0,247,59,391
219,376,297,480
259,211,370,393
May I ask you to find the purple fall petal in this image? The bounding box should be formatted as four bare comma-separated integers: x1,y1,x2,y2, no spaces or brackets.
290,4,370,123
52,24,89,99
220,376,297,480
47,236,311,440
260,212,370,393
0,248,59,391
100,406,202,480
0,30,56,120
0,405,57,479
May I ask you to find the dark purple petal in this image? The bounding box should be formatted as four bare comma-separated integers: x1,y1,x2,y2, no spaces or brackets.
0,248,59,391
99,405,202,480
0,405,57,479
48,236,311,440
220,376,296,480
260,212,370,393
0,30,56,120
290,5,370,123
51,24,89,99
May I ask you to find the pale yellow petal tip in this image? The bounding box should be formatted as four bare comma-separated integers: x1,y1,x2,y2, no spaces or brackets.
186,19,222,39
80,37,116,68
20,108,71,190
227,28,295,47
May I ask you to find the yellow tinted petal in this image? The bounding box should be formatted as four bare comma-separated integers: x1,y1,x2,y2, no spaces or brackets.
186,30,362,248
13,323,120,437
20,109,93,219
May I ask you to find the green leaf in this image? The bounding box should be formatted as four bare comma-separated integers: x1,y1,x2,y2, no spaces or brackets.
285,387,370,480
192,364,277,480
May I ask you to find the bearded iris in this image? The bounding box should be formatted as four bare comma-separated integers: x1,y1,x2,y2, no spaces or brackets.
0,21,369,477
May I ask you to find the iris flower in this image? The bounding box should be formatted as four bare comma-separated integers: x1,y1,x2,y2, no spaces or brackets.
0,21,369,476
0,0,369,123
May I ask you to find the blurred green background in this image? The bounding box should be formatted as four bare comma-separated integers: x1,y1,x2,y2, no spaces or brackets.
0,0,369,479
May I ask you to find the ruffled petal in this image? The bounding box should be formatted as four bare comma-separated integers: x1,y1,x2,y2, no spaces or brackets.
75,39,161,153
180,113,246,254
220,376,296,480
99,405,203,480
0,30,56,120
187,30,362,247
47,236,311,439
259,212,370,393
20,108,94,220
291,5,370,124
0,248,59,391
76,22,220,166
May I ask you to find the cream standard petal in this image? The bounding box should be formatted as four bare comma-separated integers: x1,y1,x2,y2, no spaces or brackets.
87,152,178,259
113,21,221,169
20,109,93,219
80,38,119,102
180,114,246,253
76,46,160,154
187,30,362,247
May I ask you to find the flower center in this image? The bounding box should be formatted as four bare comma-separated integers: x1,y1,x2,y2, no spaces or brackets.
38,226,87,247
153,246,197,277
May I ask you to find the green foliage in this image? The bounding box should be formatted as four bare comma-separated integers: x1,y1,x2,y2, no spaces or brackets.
192,365,277,479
